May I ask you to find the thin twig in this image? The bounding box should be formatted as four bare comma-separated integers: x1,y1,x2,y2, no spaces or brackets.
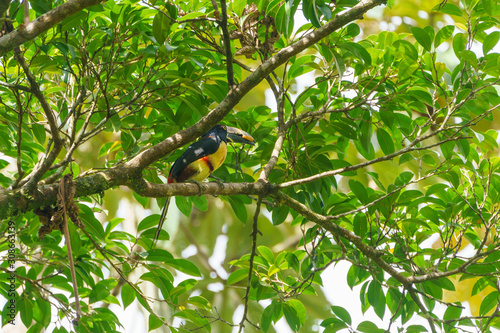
220,0,234,89
408,288,438,333
238,196,262,332
60,175,82,324
259,78,286,182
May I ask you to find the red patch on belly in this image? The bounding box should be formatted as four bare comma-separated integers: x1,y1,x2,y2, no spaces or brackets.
201,156,214,172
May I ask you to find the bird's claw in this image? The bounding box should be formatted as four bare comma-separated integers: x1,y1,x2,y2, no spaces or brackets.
186,180,206,196
209,176,225,189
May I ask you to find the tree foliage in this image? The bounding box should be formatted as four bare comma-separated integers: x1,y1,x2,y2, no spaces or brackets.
1,0,500,332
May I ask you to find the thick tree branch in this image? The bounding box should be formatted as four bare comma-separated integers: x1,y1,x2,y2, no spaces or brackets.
271,191,411,287
123,0,387,171
0,175,276,217
1,0,387,225
0,0,105,56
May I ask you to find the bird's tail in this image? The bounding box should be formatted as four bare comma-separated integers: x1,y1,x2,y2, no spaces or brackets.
153,196,171,248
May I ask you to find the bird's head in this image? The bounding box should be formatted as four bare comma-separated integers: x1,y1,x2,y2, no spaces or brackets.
205,124,255,146
226,126,255,145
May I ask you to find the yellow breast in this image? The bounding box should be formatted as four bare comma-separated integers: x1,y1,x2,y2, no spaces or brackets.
184,142,227,182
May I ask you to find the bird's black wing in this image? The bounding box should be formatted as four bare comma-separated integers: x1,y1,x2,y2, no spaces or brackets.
168,135,221,181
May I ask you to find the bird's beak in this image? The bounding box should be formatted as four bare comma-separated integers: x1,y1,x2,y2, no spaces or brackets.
226,126,255,145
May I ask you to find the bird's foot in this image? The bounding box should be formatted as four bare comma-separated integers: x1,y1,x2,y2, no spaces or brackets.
186,180,206,196
209,175,225,189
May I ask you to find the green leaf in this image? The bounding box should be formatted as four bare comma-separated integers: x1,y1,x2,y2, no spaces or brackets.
33,298,51,327
137,214,160,232
443,304,462,332
357,320,382,333
433,3,463,16
89,281,111,303
31,0,52,14
479,291,499,316
411,27,432,52
288,300,307,326
26,323,45,333
367,172,386,192
31,124,46,144
346,265,370,289
376,128,395,155
408,88,433,106
406,325,428,333
471,277,490,296
174,309,210,329
398,58,419,80
288,55,320,80
425,183,449,196
367,280,385,319
98,141,121,159
330,305,351,325
187,296,212,311
227,269,249,285
483,31,500,55
453,33,467,57
153,12,171,45
274,1,297,37
78,204,106,241
146,249,174,262
330,120,357,139
344,23,360,38
228,196,247,224
302,0,321,27
395,171,414,186
283,303,301,332
141,272,173,298
435,25,455,47
149,314,165,331
460,50,478,68
272,205,289,225
321,318,348,332
483,0,494,16
191,195,208,211
457,139,470,158
286,252,300,272
349,179,369,204
261,301,281,333
19,297,33,327
339,42,372,65
258,246,275,264
393,40,418,60
165,258,201,277
175,196,192,217
109,113,121,132
121,283,136,309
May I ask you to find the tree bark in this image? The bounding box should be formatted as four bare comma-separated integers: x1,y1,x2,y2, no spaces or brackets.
0,0,105,56
0,0,387,218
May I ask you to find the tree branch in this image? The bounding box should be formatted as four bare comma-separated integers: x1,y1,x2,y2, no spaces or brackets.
219,0,235,89
13,47,64,192
0,0,105,56
238,196,262,332
279,133,466,188
271,191,412,287
123,0,387,171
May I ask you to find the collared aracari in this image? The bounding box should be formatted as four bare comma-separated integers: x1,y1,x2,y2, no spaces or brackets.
153,124,255,247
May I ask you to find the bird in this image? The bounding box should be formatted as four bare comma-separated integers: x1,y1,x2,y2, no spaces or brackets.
152,124,255,248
